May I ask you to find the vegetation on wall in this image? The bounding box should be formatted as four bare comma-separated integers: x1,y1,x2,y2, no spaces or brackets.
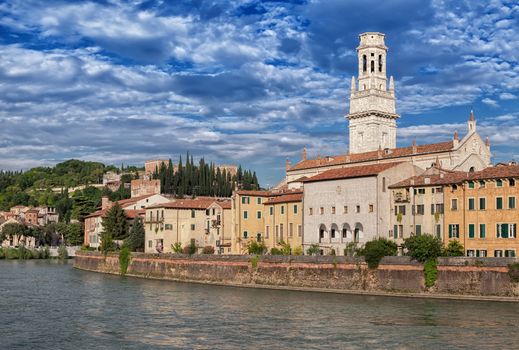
442,240,464,257
403,234,443,262
119,246,131,275
358,238,398,269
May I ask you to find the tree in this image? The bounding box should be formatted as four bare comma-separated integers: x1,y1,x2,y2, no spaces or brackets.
442,240,464,257
306,244,320,256
403,234,443,262
1,222,26,244
358,238,398,269
247,241,267,255
124,217,145,252
102,203,129,240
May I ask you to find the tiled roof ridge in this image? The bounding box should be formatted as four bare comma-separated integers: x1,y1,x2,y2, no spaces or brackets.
303,162,402,183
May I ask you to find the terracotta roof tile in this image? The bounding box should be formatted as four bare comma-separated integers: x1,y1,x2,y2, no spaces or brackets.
264,192,303,205
147,198,231,210
303,162,402,183
235,190,271,197
290,141,454,171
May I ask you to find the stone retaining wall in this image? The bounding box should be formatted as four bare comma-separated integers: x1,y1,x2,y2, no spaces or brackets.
74,252,519,298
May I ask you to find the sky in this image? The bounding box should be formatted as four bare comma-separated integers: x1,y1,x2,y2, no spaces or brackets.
0,0,519,187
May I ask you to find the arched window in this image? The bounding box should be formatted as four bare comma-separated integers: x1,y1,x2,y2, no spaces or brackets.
371,60,375,72
469,166,475,173
319,224,327,243
362,55,367,72
378,54,383,72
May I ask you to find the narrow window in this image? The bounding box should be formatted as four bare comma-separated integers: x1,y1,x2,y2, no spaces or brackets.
362,55,367,72
378,54,383,72
451,199,458,210
468,224,475,239
191,210,195,218
496,179,503,187
356,205,361,213
415,225,422,236
243,211,248,219
468,198,475,211
510,179,516,187
496,197,503,210
479,224,486,238
331,206,336,214
293,205,298,214
370,60,374,72
309,208,313,215
270,207,273,215
256,211,261,219
468,181,475,189
257,197,262,204
280,206,285,215
369,204,374,213
479,198,486,210
509,196,516,209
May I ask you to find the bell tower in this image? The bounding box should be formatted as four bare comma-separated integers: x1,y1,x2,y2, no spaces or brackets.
347,32,399,154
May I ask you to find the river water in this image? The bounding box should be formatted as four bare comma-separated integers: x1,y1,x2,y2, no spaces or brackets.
1,260,518,349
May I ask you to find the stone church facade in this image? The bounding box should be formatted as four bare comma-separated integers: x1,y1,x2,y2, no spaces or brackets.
285,32,491,189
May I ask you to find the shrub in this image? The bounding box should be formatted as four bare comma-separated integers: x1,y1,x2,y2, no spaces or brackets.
58,245,68,260
171,242,183,254
39,246,51,259
403,234,443,262
247,241,267,255
344,242,358,257
80,244,95,252
292,246,303,256
119,246,131,275
250,255,259,269
279,241,291,255
424,259,438,288
360,238,398,269
18,246,33,260
202,246,215,254
328,249,336,256
442,240,464,257
306,244,320,256
5,248,18,259
270,247,282,255
183,241,197,255
0,248,4,259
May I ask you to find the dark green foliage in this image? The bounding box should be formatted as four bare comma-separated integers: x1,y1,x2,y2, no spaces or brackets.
17,246,32,260
152,153,260,197
124,217,145,252
0,222,26,242
0,247,51,259
202,246,215,254
306,244,320,256
101,203,128,240
270,247,282,255
359,238,398,269
55,222,84,246
442,240,464,257
183,240,197,255
119,246,131,275
279,241,291,255
403,234,443,262
58,245,68,260
424,259,438,288
247,241,267,255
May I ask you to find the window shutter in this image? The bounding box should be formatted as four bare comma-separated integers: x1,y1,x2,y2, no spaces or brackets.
431,204,435,215
393,225,398,239
448,225,452,238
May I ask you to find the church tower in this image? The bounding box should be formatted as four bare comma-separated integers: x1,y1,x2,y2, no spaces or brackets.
347,32,399,154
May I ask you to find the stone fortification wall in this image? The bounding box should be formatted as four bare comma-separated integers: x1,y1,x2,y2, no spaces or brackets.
74,252,519,299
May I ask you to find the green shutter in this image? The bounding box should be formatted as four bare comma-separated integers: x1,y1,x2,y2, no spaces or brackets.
393,225,398,239
448,225,452,238
468,224,475,238
479,224,486,238
503,223,509,238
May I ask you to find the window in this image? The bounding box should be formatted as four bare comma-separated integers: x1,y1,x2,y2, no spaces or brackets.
382,177,386,192
397,205,406,215
331,206,336,214
451,198,458,210
417,188,425,194
479,197,486,210
165,224,172,230
510,179,516,187
509,196,516,209
435,224,441,239
212,208,215,215
320,207,324,215
331,228,336,239
280,224,284,238
497,223,517,238
270,207,273,215
319,229,325,239
293,205,298,214
257,211,262,219
256,233,262,242
289,223,293,238
241,197,250,204
480,181,485,188
243,211,248,219
191,224,195,231
496,197,503,210
479,224,486,238
148,240,152,248
468,181,475,189
265,226,270,238
342,228,347,238
448,224,460,238
467,250,475,257
205,209,210,216
416,205,424,215
343,206,348,214
191,210,196,218
362,54,367,72
298,225,302,237
257,197,262,204
496,179,503,187
309,208,313,215
415,225,422,236
281,206,285,215
436,203,444,214
356,205,361,213
431,204,435,215
369,204,374,213
243,231,248,239
468,224,475,239
505,250,516,257
468,198,475,211
476,250,487,257
494,250,503,257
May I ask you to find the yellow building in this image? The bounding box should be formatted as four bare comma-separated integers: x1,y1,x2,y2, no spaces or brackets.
145,197,231,254
444,164,519,257
231,190,271,253
263,191,303,251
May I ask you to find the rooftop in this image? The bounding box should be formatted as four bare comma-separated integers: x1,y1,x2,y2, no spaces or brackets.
303,162,401,183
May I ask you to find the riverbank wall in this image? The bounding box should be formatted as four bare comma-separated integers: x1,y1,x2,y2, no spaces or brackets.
74,252,519,300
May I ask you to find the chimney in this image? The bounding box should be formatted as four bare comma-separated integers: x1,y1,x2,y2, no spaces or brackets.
101,196,112,210
412,139,417,154
302,146,307,161
285,158,291,171
453,131,459,147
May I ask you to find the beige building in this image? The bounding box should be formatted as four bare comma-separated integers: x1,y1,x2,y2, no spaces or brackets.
231,190,271,253
144,197,232,254
283,32,491,190
302,162,418,255
130,179,161,198
263,191,303,252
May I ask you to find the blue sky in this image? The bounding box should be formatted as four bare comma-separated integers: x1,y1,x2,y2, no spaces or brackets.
0,0,519,187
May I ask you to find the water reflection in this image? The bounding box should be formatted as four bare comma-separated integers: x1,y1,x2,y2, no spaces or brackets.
1,260,519,349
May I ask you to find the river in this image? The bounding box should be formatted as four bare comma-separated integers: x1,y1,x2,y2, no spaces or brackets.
0,260,518,349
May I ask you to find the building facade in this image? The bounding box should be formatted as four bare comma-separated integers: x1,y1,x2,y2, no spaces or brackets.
263,192,303,252
303,162,418,255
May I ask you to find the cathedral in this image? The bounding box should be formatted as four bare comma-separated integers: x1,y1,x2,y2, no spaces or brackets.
285,32,491,188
